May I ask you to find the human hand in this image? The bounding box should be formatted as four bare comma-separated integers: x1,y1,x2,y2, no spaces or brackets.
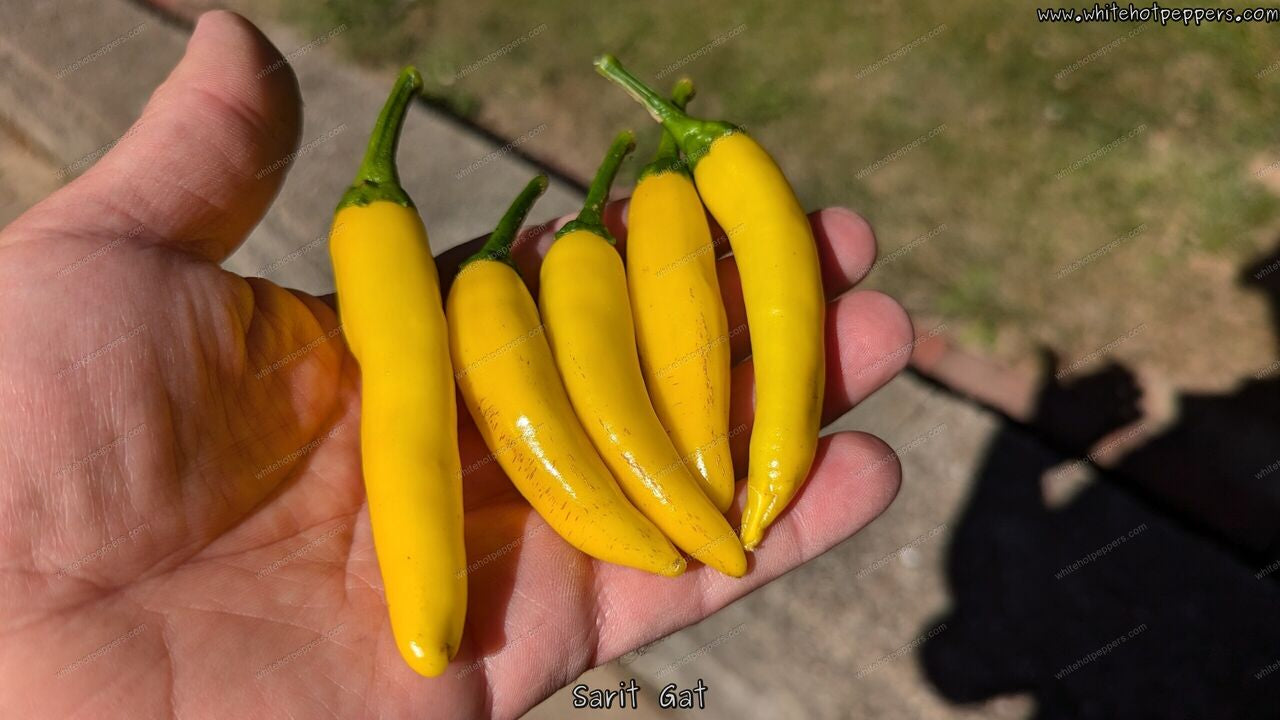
0,12,911,719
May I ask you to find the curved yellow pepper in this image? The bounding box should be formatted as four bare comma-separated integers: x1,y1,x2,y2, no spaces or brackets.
447,175,685,577
328,68,465,677
626,80,736,513
596,56,826,551
540,132,746,577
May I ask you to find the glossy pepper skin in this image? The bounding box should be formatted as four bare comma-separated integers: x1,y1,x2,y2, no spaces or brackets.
626,80,735,513
328,68,465,677
540,132,747,577
447,175,685,577
596,56,826,551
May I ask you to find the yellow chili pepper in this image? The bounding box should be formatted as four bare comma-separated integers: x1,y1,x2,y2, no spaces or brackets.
447,175,685,577
328,68,465,677
540,132,747,577
596,56,826,551
626,79,735,513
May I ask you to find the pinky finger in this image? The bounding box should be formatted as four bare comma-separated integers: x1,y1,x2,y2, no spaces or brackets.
590,430,903,663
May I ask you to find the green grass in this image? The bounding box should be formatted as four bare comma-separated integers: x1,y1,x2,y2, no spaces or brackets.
276,0,1280,384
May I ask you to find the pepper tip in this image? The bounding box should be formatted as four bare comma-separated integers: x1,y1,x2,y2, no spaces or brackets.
739,501,766,552
593,54,618,74
660,555,688,577
399,66,424,93
401,638,451,678
672,77,695,106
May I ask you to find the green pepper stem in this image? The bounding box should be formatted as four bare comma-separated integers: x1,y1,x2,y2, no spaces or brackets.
594,55,736,170
337,67,422,210
555,130,636,243
641,78,696,181
465,175,549,268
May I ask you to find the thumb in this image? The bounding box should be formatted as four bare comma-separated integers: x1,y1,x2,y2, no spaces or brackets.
4,11,302,263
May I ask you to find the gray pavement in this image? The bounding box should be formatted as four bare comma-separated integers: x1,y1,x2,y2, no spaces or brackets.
3,2,1277,718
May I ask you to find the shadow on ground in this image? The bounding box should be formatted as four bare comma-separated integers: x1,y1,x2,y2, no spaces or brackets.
919,247,1280,717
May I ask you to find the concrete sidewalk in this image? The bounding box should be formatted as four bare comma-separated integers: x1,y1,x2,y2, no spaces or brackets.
3,2,1277,717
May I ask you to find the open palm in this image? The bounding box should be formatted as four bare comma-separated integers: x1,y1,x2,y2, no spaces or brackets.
0,12,910,720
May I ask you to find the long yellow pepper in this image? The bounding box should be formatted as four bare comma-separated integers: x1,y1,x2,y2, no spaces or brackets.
328,68,465,677
540,132,746,577
447,175,685,577
627,80,735,513
596,56,826,551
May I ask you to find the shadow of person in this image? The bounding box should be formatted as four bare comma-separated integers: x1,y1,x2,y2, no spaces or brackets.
1096,247,1280,553
919,355,1280,718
